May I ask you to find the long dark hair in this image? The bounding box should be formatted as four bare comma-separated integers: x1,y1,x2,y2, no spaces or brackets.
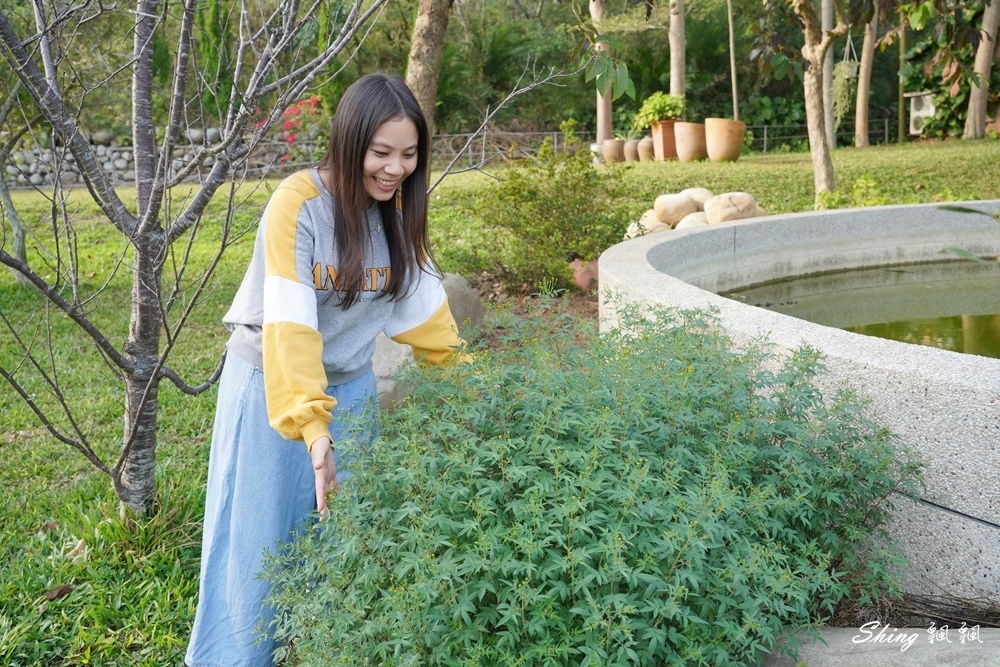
317,72,432,309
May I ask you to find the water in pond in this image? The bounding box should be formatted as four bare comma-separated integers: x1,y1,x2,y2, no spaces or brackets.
723,260,1000,359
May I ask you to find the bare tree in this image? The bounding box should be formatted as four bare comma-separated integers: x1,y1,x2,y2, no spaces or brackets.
0,80,30,286
964,0,1000,138
0,0,392,515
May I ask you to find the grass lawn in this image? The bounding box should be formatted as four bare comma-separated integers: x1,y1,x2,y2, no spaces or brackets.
2,138,999,665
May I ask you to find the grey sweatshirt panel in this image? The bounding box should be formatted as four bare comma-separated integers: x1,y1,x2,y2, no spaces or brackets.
223,169,395,387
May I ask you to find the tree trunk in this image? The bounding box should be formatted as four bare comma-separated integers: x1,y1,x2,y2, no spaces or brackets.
0,174,28,285
726,0,738,120
804,59,835,195
590,0,612,143
963,0,1000,139
791,0,848,201
406,0,455,137
118,237,164,514
855,10,878,147
668,0,685,101
822,0,835,148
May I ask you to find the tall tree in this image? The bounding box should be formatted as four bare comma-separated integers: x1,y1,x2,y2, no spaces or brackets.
669,0,685,100
590,0,613,142
0,0,390,514
406,0,456,136
855,8,879,146
790,0,854,198
963,0,1000,138
822,0,836,147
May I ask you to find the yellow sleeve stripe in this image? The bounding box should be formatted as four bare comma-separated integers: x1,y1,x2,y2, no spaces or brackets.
263,275,318,329
391,299,470,367
262,321,334,445
262,171,319,281
384,272,446,337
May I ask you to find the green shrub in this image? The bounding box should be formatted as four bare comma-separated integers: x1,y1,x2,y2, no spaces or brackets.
466,120,637,290
266,303,922,667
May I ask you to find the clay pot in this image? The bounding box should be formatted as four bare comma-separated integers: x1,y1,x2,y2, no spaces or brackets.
674,122,708,162
623,138,640,162
650,120,678,161
637,136,655,162
601,138,626,163
705,118,746,162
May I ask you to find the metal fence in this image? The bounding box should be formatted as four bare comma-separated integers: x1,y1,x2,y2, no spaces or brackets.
430,118,896,167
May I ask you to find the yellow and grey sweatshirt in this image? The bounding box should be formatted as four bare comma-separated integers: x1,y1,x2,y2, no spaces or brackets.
223,169,467,449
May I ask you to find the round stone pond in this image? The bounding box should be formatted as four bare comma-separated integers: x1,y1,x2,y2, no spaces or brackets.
725,260,1000,359
598,200,1000,601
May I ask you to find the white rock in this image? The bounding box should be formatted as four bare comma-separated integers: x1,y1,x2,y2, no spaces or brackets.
653,194,699,227
678,187,714,208
674,212,710,229
624,209,672,239
703,192,758,223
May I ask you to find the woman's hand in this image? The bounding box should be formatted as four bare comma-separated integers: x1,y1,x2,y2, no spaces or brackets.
309,435,341,517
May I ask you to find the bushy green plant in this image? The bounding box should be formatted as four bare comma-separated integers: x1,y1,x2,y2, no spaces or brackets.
465,120,636,290
632,91,685,132
266,303,923,667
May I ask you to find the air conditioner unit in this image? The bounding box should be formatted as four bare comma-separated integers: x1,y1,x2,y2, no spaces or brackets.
905,91,935,136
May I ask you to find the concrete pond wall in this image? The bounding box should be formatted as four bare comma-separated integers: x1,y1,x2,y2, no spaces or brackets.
599,200,1000,601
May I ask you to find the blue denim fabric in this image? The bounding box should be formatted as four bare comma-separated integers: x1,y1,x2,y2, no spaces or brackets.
185,352,377,667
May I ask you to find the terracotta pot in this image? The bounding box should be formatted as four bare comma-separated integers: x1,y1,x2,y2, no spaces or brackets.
637,136,655,162
650,120,678,161
601,138,626,163
623,138,640,162
705,118,746,162
674,122,708,162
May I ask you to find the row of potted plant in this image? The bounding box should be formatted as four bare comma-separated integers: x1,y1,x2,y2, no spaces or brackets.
601,92,746,164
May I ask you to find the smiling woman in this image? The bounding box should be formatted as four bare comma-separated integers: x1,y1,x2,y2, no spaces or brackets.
358,117,419,203
185,72,471,667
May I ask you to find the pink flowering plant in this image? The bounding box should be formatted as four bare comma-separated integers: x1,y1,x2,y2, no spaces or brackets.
277,95,328,165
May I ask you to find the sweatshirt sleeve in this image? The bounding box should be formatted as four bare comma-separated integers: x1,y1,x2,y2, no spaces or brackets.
260,179,335,450
385,270,472,366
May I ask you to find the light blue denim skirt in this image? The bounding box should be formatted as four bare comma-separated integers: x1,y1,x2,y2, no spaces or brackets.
185,351,377,667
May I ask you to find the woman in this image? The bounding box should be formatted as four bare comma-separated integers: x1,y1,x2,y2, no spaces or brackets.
186,72,469,667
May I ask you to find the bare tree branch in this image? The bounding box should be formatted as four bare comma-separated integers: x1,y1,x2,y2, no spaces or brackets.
428,57,593,194
0,248,134,372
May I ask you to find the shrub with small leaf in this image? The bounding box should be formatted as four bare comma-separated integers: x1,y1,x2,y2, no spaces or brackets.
467,120,637,290
266,303,923,667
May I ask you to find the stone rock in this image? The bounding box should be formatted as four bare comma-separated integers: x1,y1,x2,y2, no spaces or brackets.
206,127,221,144
114,158,129,171
755,205,768,217
674,212,710,229
653,194,699,227
90,129,113,146
372,334,411,410
372,273,481,409
184,128,204,143
703,192,758,224
443,272,484,331
624,209,672,240
28,173,43,185
678,187,714,207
